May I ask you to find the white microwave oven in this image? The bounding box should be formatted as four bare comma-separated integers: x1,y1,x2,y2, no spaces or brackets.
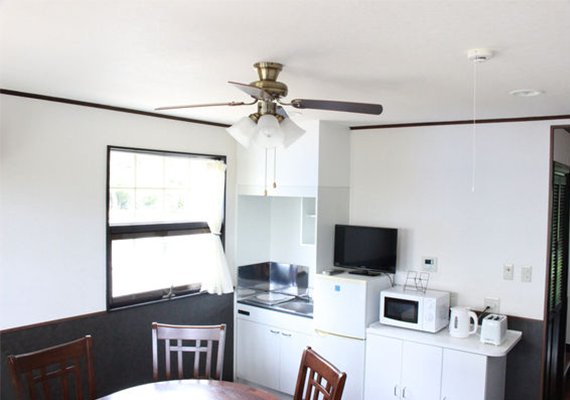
380,286,450,333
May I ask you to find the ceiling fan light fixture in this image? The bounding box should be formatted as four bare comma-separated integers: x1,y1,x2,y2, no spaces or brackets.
280,118,305,148
226,115,257,148
253,114,284,148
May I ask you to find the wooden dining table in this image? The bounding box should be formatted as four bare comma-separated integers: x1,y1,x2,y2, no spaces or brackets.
96,379,282,400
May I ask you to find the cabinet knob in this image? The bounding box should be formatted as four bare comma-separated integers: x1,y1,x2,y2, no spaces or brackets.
281,332,292,337
270,329,280,334
402,387,407,399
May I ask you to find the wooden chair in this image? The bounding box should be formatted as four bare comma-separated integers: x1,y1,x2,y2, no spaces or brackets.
7,335,96,400
152,322,226,381
294,346,347,400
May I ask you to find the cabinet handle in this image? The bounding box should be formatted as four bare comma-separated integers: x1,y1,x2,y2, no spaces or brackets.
281,332,292,337
270,329,280,334
402,387,407,399
393,385,400,397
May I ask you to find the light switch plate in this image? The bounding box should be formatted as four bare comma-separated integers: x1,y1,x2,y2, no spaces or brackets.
503,264,514,280
521,265,532,282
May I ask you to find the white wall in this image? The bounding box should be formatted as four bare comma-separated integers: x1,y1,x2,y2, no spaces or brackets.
0,95,237,330
270,197,316,268
350,120,570,320
235,195,316,269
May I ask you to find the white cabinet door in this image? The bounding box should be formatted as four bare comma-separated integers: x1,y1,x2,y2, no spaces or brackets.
400,342,443,400
236,130,319,196
279,329,313,395
364,335,403,400
441,349,487,400
236,319,280,391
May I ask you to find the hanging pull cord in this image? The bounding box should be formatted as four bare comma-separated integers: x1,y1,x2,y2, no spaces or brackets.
264,148,268,196
273,148,277,189
471,60,478,193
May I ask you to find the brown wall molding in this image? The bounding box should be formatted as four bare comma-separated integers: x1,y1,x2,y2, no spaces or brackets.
0,89,231,128
0,311,106,334
351,115,570,130
3,88,568,132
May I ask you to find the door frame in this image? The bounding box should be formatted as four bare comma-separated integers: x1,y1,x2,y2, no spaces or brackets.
542,124,570,399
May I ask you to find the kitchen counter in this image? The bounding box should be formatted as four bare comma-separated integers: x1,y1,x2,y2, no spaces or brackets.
367,321,522,357
237,294,313,318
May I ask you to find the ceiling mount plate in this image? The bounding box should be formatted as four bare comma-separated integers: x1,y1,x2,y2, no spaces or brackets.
467,48,494,63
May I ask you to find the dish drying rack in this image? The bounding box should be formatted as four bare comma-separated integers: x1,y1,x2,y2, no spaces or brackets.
403,271,430,293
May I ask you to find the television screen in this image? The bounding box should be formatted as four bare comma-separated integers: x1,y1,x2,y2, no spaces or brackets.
334,224,398,274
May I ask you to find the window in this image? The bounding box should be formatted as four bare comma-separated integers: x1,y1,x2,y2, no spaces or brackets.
106,146,233,309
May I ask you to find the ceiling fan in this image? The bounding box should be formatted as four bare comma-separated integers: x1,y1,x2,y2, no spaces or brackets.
155,62,383,148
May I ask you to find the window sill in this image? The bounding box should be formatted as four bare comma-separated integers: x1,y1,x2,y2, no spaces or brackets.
107,289,209,312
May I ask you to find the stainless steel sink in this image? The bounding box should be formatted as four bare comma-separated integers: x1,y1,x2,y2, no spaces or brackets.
277,299,313,316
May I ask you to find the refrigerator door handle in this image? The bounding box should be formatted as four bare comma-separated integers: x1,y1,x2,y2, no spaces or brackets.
314,328,364,341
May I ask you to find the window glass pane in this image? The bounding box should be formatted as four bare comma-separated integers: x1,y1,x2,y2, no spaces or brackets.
165,157,190,188
135,153,164,188
110,151,135,188
109,189,135,223
135,189,164,222
111,234,213,297
164,189,189,221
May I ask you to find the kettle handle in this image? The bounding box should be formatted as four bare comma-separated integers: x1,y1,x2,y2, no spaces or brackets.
469,311,478,335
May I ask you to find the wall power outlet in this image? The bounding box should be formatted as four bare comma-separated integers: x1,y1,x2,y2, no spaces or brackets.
484,297,500,313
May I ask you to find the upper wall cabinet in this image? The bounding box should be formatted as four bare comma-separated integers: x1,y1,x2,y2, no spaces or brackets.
237,121,319,197
237,121,350,197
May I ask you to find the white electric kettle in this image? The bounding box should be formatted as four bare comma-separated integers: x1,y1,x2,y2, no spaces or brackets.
449,306,478,338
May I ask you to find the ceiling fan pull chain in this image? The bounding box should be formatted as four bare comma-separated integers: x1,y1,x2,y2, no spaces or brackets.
273,148,277,189
264,148,268,196
471,59,477,193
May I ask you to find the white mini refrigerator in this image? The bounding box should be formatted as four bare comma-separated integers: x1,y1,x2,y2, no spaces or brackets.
312,272,391,400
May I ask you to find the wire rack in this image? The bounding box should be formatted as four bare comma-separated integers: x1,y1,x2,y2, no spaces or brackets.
403,271,430,293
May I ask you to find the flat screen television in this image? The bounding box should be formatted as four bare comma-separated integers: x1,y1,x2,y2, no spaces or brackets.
334,224,398,275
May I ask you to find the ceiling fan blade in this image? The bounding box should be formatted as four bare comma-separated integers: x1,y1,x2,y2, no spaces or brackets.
290,99,383,115
155,101,248,111
229,81,273,101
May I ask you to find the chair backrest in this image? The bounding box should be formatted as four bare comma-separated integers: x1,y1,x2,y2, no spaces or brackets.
152,322,226,381
7,336,96,400
294,346,347,400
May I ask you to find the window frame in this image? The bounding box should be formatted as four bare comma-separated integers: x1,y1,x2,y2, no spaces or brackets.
106,145,227,310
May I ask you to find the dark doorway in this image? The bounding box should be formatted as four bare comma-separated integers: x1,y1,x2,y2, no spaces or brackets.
544,151,570,400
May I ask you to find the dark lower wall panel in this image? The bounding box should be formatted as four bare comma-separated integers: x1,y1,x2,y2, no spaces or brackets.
505,317,544,400
1,293,234,400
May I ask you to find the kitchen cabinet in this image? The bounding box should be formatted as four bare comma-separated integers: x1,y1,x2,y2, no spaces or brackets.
236,304,313,395
236,121,319,197
364,334,442,400
236,318,281,390
440,349,506,400
365,323,521,400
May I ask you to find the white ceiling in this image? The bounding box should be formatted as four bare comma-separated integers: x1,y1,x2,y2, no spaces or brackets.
1,0,569,127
